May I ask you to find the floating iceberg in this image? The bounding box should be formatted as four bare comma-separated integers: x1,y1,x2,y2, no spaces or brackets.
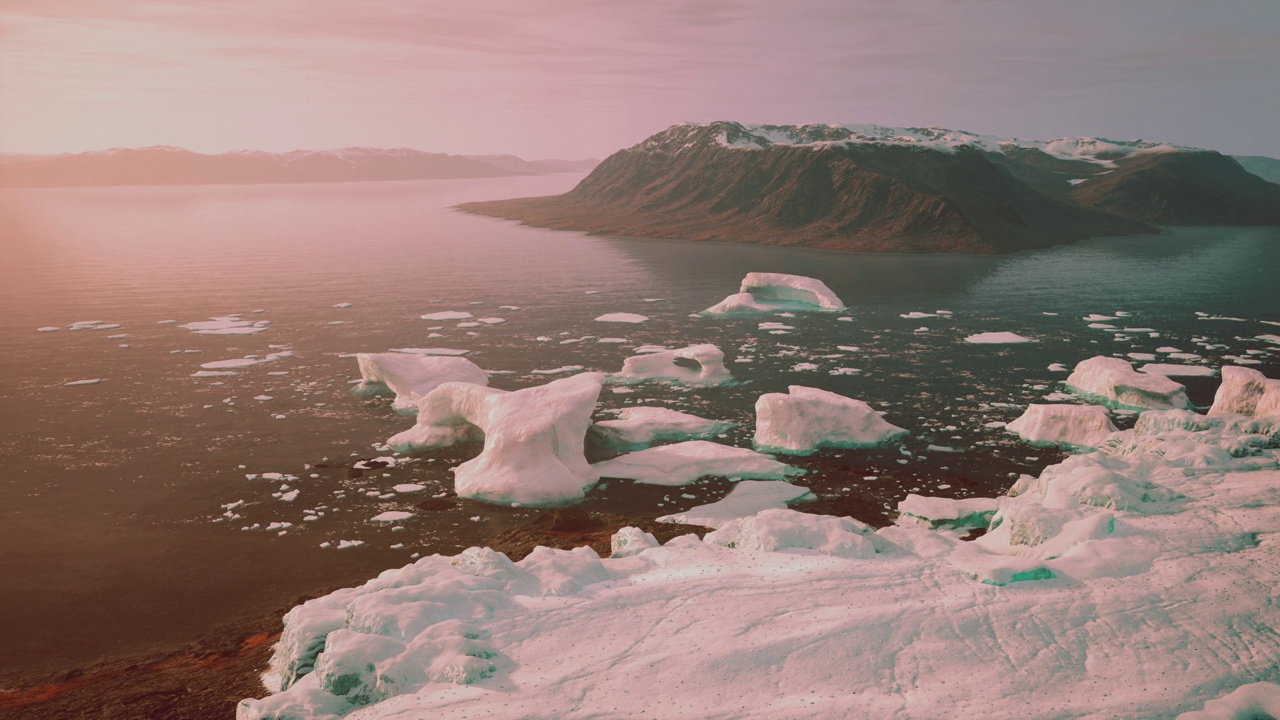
753,385,907,455
658,480,814,529
591,440,802,486
614,344,733,385
388,373,604,507
1064,356,1193,410
701,272,845,316
1006,404,1119,450
1208,366,1280,418
356,353,489,413
590,406,735,451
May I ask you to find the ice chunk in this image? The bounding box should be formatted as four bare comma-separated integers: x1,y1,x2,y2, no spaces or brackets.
896,495,999,530
610,527,660,558
594,313,648,323
180,316,269,335
389,348,470,357
420,311,473,321
615,344,732,385
701,273,845,316
1138,364,1216,377
64,378,102,386
754,386,907,455
371,511,415,523
964,332,1035,344
592,440,802,486
389,373,604,507
706,509,876,559
659,480,814,529
37,326,60,332
590,406,735,450
356,353,488,413
393,484,426,494
1208,366,1280,418
1064,356,1193,410
1006,404,1119,450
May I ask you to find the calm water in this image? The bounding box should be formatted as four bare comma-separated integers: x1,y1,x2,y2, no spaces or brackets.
1,175,1278,676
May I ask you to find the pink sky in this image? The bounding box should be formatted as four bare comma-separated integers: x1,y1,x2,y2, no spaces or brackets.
2,0,1277,158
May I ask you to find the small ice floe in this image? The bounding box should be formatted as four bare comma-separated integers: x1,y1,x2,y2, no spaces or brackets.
615,344,732,385
759,321,793,331
658,480,815,529
389,347,470,356
200,352,293,371
370,511,415,523
334,302,354,308
420,311,473,321
531,365,586,375
392,484,426,494
593,440,802,486
180,316,270,335
37,326,61,332
901,311,938,319
590,406,735,451
595,313,648,324
477,317,506,325
964,332,1035,344
64,378,102,386
1138,364,1217,378
335,540,363,549
192,370,238,377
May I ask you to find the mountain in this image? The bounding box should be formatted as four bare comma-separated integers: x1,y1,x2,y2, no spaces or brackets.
459,122,1280,254
0,147,594,187
1234,155,1280,184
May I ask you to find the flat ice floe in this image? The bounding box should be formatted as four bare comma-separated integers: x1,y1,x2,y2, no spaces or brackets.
64,378,102,386
240,400,1280,720
964,331,1035,344
419,311,473,321
388,348,470,357
589,406,735,450
1138,363,1217,377
701,272,845,316
657,480,814,528
1065,356,1193,410
754,386,908,455
1006,403,1118,450
614,344,732,385
180,316,270,335
591,440,802,486
356,353,489,413
593,313,648,324
387,373,604,507
201,351,294,371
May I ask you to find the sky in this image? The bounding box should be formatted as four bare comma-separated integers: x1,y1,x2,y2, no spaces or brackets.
1,0,1278,159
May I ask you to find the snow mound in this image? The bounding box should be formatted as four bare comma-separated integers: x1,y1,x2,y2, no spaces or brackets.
356,353,488,413
1209,366,1280,418
1006,404,1118,450
615,344,732,385
609,527,660,558
701,272,845,316
387,373,605,506
592,440,802,486
896,495,999,530
1065,356,1193,410
754,385,907,455
705,509,877,559
590,406,735,450
658,480,814,529
964,332,1035,344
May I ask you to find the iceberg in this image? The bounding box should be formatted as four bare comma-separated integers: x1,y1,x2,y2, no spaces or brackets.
753,385,907,455
1208,365,1280,418
388,373,604,507
591,440,802,486
1006,403,1119,450
701,272,845,316
1064,356,1193,410
356,353,489,413
589,406,735,450
614,344,733,385
896,495,999,530
658,480,814,529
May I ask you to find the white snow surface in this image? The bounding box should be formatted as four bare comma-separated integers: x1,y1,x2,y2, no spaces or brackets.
964,332,1035,344
1065,356,1193,410
615,344,733,385
590,406,735,450
241,410,1280,720
591,440,802,486
657,480,814,528
356,353,489,413
1209,366,1280,418
1006,404,1119,450
387,373,604,507
754,385,908,455
702,272,845,316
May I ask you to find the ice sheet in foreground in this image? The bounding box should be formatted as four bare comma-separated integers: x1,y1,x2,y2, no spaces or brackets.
355,354,488,413
387,373,604,507
614,344,733,385
701,272,845,316
657,480,814,528
1065,356,1193,410
589,406,735,451
591,440,802,486
240,404,1280,720
754,385,907,455
1006,403,1118,450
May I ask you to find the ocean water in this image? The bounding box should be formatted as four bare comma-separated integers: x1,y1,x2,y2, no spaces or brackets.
1,175,1277,675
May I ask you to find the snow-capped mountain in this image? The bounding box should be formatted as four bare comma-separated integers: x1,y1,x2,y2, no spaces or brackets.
461,122,1280,254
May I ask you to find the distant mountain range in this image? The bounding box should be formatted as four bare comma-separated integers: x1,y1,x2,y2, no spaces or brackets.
460,122,1280,254
0,147,599,187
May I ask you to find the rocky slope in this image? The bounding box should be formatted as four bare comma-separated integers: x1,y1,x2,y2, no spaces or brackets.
461,122,1280,254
